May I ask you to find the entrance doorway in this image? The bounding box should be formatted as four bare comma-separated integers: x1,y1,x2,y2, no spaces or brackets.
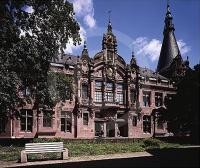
95,122,104,137
106,121,115,137
118,122,128,137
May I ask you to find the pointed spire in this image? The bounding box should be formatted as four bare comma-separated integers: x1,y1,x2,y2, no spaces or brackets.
107,10,112,33
81,40,89,56
156,1,181,74
83,40,87,49
164,0,174,32
130,50,137,68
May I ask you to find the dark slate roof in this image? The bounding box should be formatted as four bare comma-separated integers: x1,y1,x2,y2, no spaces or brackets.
55,54,78,65
139,67,168,80
157,31,180,73
156,4,180,73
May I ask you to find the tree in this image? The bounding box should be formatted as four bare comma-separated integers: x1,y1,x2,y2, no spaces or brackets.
165,64,199,142
0,0,81,116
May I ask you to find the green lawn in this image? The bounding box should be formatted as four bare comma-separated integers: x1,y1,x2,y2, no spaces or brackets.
0,138,182,161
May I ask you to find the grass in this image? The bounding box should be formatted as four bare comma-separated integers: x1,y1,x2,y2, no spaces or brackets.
0,138,182,162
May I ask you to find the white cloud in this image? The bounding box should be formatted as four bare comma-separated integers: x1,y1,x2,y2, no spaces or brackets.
64,0,96,54
84,14,96,28
72,0,96,28
132,37,190,62
177,39,191,55
132,37,162,61
64,26,86,53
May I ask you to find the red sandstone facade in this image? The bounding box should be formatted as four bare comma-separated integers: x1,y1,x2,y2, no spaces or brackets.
0,26,176,139
1,3,189,139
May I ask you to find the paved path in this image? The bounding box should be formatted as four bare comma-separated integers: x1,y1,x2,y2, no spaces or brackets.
2,146,200,168
3,152,152,168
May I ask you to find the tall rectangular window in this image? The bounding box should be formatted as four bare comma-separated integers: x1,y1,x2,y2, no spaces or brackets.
0,116,6,133
95,91,102,102
83,112,89,125
143,115,151,133
117,93,123,104
43,111,52,127
143,91,151,107
132,116,137,126
82,84,88,99
130,90,136,104
61,111,72,132
155,92,163,107
20,109,33,132
106,92,113,102
105,82,113,102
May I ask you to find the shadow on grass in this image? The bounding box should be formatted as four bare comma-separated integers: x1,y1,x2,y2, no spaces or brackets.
12,147,199,168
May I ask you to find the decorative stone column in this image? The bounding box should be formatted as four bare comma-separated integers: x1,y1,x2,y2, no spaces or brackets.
151,91,155,107
103,122,106,137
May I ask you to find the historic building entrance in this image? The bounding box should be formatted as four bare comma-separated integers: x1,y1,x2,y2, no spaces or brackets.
95,122,104,137
106,121,115,137
117,122,128,137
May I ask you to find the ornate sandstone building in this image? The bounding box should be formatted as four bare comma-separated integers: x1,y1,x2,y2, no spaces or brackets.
0,3,189,139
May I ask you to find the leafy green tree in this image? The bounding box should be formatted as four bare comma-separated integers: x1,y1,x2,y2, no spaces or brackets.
47,71,73,106
165,64,199,142
0,0,81,116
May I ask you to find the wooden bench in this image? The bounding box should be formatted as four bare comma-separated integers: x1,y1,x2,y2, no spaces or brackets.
20,142,68,163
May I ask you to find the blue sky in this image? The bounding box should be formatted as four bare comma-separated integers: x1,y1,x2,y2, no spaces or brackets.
66,0,200,71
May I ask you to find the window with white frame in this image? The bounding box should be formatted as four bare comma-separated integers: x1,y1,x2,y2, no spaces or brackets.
95,91,102,102
61,111,72,132
95,81,103,102
117,92,123,104
106,92,113,102
20,109,33,132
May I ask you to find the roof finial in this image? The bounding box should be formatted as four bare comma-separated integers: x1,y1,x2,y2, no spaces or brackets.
167,0,169,7
107,10,112,32
166,0,171,16
132,50,135,58
108,10,111,23
84,40,87,49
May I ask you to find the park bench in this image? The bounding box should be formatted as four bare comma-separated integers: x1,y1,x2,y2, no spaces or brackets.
20,142,68,163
